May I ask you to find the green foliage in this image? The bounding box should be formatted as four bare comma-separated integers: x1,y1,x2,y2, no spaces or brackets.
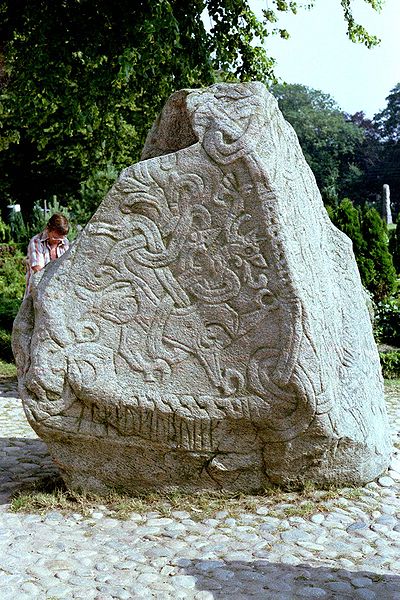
272,84,364,205
0,243,25,361
0,358,17,379
8,209,28,244
339,0,382,48
0,328,13,362
375,83,400,142
28,197,76,239
69,163,119,225
330,200,397,301
379,351,400,379
374,297,400,346
330,198,373,287
0,0,384,222
0,1,209,213
332,198,365,256
0,215,11,242
389,214,400,273
361,206,397,300
372,84,400,214
0,295,22,329
207,0,276,83
0,243,26,300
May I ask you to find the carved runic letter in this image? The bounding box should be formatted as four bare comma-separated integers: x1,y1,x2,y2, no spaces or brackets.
13,83,391,494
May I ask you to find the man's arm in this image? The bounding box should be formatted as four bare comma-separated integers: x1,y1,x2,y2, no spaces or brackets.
27,235,44,272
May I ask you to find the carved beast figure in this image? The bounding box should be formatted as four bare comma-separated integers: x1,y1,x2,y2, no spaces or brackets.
12,82,391,493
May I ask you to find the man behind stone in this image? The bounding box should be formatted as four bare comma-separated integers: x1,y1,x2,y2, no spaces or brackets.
25,213,70,297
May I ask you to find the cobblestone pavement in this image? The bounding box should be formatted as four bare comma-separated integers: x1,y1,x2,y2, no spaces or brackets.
1,379,400,600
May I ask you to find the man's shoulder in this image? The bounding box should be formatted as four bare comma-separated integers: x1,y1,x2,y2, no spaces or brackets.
28,231,46,248
29,231,45,242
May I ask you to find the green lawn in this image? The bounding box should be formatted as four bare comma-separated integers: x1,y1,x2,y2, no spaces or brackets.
0,359,17,382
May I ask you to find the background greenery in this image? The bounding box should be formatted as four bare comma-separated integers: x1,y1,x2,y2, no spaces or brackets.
0,0,391,221
1,0,399,375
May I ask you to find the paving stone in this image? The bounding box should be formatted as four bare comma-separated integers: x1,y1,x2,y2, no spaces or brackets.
378,476,395,487
170,575,197,589
347,521,368,532
327,581,354,593
2,382,400,598
354,589,377,600
194,592,214,600
281,529,313,543
300,587,328,598
45,585,73,598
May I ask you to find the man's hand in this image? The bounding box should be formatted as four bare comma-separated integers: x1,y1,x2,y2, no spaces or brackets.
32,265,42,273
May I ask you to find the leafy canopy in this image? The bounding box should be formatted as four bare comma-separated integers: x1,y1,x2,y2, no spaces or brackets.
0,0,384,220
374,83,400,142
272,84,364,204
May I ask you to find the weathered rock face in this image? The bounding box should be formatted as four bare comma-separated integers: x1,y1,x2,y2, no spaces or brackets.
12,82,391,494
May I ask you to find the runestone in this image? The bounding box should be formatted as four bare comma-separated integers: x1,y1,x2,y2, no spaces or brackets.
12,82,392,493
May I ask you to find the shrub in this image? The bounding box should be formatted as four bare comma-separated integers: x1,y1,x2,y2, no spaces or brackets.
361,206,397,301
330,200,398,302
0,215,11,242
8,209,29,245
379,351,400,379
389,213,400,274
26,197,78,241
374,297,400,346
330,198,372,286
0,328,13,362
0,296,22,330
68,162,119,225
0,244,26,300
0,243,25,361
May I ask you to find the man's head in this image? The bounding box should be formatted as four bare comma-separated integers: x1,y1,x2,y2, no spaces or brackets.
46,213,69,242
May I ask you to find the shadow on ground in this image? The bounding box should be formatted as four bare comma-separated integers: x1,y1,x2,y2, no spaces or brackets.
0,437,61,504
2,436,400,598
182,559,400,599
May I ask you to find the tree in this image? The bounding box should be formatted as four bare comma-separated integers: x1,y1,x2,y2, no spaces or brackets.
361,206,397,300
272,84,364,205
330,198,373,288
373,84,400,216
0,1,214,218
330,199,397,301
346,111,383,205
0,0,385,223
332,199,365,258
389,213,400,274
346,85,400,218
375,83,400,142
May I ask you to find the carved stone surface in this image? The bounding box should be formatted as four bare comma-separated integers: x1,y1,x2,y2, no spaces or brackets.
12,82,391,494
382,183,392,225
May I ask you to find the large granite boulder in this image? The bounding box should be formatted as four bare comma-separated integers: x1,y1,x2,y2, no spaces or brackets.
12,82,391,494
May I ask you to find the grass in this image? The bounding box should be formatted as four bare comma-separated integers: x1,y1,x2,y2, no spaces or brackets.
340,487,364,500
9,475,367,522
0,358,16,382
4,371,398,522
279,501,317,518
9,483,268,520
383,377,400,391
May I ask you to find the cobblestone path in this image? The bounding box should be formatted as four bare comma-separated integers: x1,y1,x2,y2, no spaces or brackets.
1,379,400,599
